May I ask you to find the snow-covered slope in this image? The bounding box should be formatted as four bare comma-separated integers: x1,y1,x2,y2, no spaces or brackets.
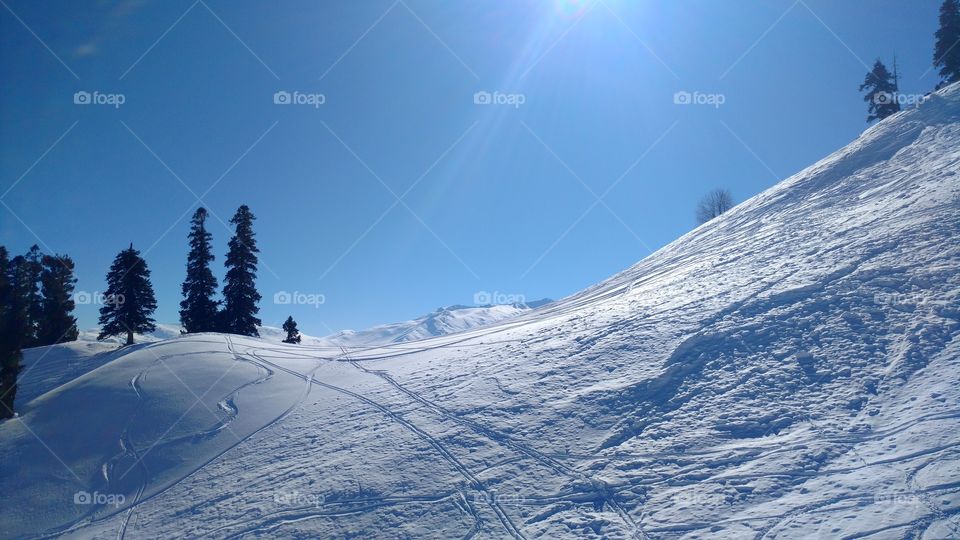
2,85,959,539
15,303,548,414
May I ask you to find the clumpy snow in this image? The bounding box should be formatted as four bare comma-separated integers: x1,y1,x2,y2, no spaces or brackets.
1,84,959,539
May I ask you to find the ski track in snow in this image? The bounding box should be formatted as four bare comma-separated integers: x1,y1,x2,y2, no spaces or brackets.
249,348,525,540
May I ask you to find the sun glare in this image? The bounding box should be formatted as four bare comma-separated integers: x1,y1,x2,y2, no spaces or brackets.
555,0,591,19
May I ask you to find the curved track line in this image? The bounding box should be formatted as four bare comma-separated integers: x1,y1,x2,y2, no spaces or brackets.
295,373,525,540
347,359,648,538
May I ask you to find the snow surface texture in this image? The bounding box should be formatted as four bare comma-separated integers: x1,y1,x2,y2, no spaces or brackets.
2,84,959,539
16,303,546,407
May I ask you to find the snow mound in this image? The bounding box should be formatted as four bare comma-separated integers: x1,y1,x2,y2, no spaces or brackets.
2,85,959,538
16,303,548,407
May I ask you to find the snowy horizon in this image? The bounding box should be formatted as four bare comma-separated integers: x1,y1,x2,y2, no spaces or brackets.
0,0,947,333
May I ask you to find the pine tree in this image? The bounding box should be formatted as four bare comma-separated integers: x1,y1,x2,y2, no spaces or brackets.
934,0,960,88
98,244,157,345
38,254,79,345
859,60,901,122
282,316,301,344
0,247,18,418
0,248,10,352
220,205,261,336
180,208,220,333
23,245,43,346
1,249,30,419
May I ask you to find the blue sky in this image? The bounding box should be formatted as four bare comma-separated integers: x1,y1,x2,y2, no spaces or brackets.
0,0,944,335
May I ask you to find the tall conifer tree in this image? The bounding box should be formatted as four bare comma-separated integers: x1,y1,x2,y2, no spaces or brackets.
23,245,43,346
1,249,31,418
98,244,157,345
180,208,219,333
220,205,261,336
38,254,79,345
860,60,901,122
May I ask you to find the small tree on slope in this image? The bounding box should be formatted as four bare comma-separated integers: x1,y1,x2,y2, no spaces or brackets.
282,316,301,344
220,205,261,337
860,59,901,123
696,189,735,225
38,254,79,345
935,0,960,88
98,244,157,345
180,208,220,333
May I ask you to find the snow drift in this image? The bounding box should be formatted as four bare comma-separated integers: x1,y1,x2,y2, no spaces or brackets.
1,84,959,539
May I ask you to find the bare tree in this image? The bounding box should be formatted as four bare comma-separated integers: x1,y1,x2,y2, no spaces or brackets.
696,189,734,224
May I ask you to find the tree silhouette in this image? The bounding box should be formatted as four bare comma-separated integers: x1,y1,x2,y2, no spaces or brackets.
220,205,261,336
180,208,220,333
696,189,735,225
98,244,157,345
282,316,301,344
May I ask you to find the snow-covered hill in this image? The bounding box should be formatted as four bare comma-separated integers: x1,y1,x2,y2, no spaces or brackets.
2,84,959,539
15,303,549,411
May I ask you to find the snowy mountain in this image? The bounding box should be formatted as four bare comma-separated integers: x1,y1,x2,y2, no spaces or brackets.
318,300,552,347
2,84,959,539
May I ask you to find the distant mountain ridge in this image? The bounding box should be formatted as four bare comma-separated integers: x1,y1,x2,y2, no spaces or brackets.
319,299,552,347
